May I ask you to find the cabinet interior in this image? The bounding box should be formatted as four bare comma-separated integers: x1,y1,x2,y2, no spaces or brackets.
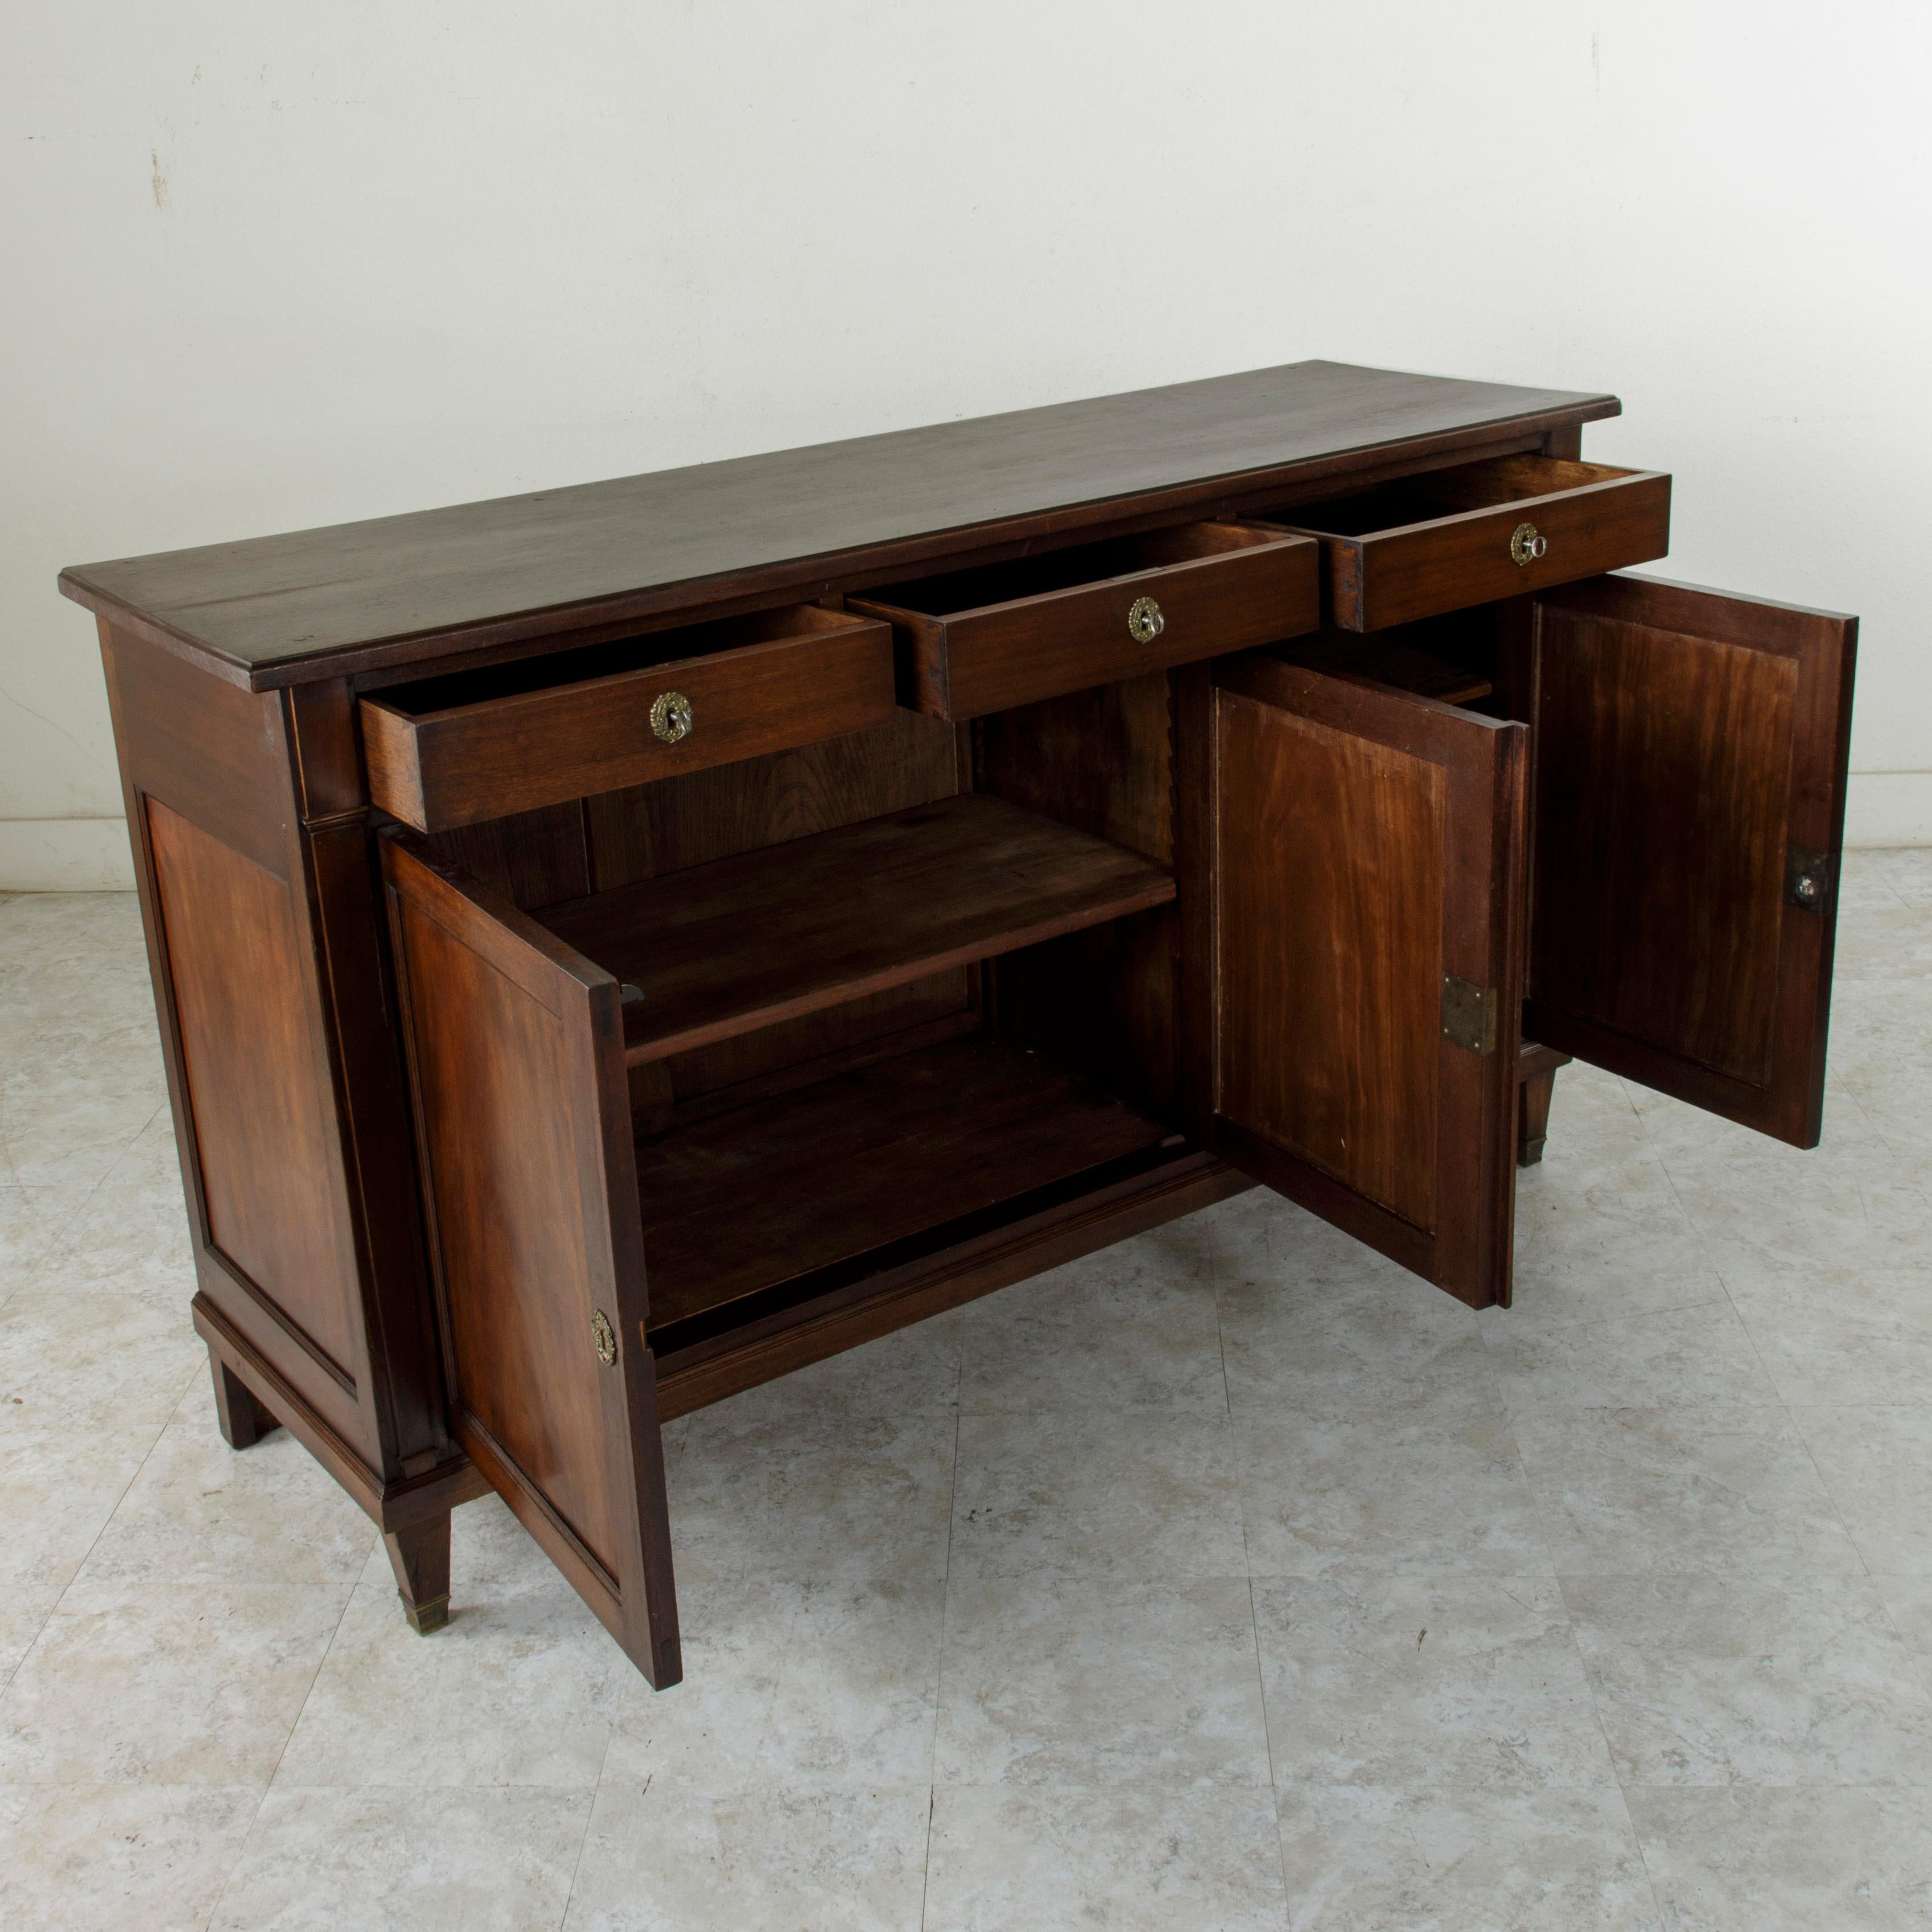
417,669,1188,1371
1267,609,1502,711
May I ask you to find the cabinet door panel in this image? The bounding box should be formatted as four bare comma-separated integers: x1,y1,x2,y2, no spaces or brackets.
382,833,681,1686
1210,654,1528,1308
1519,575,1856,1147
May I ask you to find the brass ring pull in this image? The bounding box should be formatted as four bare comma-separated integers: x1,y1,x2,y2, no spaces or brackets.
1509,522,1548,567
1127,595,1165,645
591,1309,617,1366
650,690,693,744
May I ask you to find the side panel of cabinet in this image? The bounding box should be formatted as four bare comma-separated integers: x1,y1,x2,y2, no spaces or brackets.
1515,575,1857,1147
1202,653,1527,1308
147,800,366,1385
102,631,376,1463
382,835,681,1686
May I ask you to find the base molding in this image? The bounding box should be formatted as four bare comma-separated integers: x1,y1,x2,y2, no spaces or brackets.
1844,773,1932,848
0,818,137,890
192,1293,487,1531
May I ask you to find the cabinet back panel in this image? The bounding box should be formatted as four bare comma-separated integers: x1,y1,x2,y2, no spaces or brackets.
978,673,1179,1114
584,709,962,888
588,709,970,1103
425,800,591,910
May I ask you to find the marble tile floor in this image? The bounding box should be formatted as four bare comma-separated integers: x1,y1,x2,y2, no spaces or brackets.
2,854,1931,1930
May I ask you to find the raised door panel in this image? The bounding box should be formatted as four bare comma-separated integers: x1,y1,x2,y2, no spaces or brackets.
146,799,365,1404
1520,575,1857,1147
382,834,680,1686
1210,654,1528,1308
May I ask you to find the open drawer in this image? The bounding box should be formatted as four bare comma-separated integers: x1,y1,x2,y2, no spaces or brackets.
849,521,1319,718
1201,575,1856,1309
360,603,896,833
1258,454,1671,631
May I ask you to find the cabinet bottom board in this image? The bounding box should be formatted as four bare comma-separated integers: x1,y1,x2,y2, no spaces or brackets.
636,1029,1176,1342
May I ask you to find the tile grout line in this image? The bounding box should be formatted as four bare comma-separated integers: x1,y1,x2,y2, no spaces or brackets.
1612,1782,1671,1930
1717,1257,1876,1588
1210,1221,1296,1925
919,1372,965,1932
1597,1056,1932,1774
0,1078,179,1699
1511,1080,1729,1824
0,1099,170,1322
559,1531,635,1932
1606,1078,1898,1689
0,1357,201,1704
201,1539,375,1931
556,1744,619,1931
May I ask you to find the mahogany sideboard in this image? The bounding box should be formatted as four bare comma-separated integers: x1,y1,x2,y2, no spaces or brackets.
59,360,1857,1688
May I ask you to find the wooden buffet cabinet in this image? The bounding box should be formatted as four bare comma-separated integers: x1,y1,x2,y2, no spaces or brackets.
59,361,1857,1688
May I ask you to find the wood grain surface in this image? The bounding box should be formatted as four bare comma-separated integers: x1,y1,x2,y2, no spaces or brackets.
1209,654,1527,1308
58,361,1616,685
382,835,681,1684
852,521,1319,717
146,798,365,1381
536,793,1176,1065
635,1032,1171,1333
1266,453,1669,631
362,604,895,831
1523,573,1857,1147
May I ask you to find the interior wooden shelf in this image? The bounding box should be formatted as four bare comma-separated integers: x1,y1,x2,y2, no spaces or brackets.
636,1031,1176,1342
538,792,1176,1066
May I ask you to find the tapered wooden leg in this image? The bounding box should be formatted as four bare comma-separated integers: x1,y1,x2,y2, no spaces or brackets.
384,1514,452,1634
210,1353,278,1449
1516,1043,1572,1168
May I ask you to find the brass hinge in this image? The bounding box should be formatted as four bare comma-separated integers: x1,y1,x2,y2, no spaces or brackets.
1786,846,1832,916
1441,974,1498,1055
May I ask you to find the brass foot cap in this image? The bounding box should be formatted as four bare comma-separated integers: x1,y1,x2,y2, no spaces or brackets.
401,1592,451,1635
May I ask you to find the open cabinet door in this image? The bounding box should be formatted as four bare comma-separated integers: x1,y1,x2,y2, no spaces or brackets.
1206,653,1529,1308
382,834,681,1686
1517,575,1857,1148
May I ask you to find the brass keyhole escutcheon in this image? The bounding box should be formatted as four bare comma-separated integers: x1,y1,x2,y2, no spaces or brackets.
1509,522,1548,567
591,1309,617,1366
1127,595,1165,645
650,690,693,744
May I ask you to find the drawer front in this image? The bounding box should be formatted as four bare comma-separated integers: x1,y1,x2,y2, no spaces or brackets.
1283,458,1671,632
361,609,897,833
852,523,1320,719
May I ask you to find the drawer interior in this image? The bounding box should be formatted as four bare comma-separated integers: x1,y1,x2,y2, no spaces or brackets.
862,520,1280,617
366,602,867,721
1262,454,1641,539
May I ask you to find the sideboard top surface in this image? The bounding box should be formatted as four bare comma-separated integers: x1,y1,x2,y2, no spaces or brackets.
59,359,1617,689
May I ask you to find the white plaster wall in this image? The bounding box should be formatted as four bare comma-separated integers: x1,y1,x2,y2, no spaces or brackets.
4,0,1927,886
